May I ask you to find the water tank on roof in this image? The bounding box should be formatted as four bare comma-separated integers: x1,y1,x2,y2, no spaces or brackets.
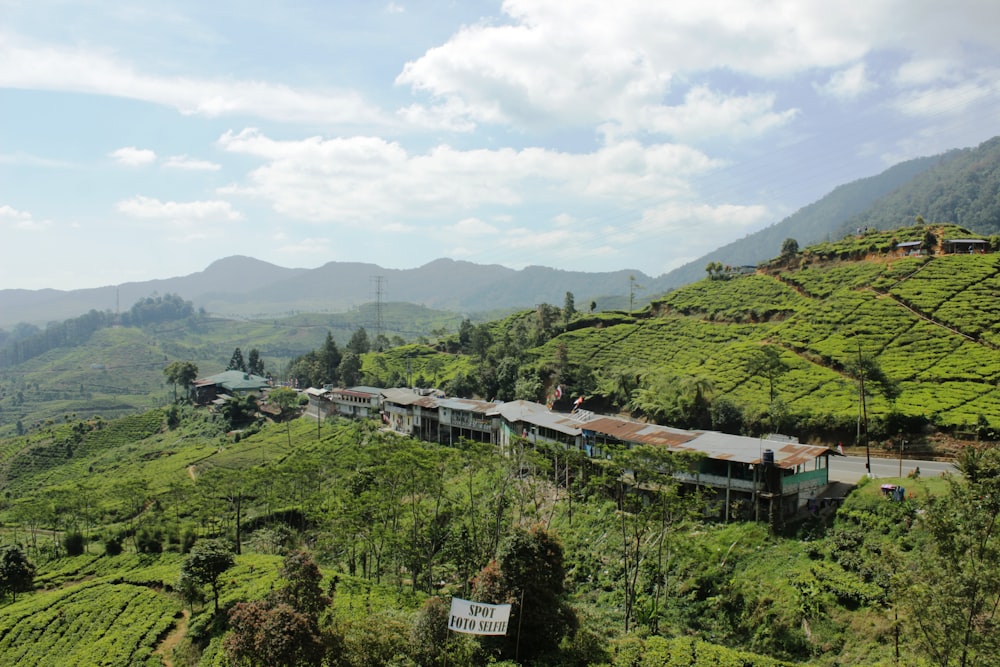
762,449,775,466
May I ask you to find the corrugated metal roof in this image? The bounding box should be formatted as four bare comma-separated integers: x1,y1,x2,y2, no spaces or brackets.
381,388,442,409
584,416,697,447
493,400,582,436
197,370,270,392
436,397,498,413
677,431,830,468
332,388,379,399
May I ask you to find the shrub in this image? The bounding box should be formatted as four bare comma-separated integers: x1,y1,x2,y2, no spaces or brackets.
136,527,163,554
105,537,123,556
63,531,86,556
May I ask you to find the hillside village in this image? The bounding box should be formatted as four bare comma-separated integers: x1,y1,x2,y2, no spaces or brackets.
3,224,1000,666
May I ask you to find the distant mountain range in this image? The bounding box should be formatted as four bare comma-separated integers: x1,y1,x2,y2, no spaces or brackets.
0,257,656,329
3,136,999,330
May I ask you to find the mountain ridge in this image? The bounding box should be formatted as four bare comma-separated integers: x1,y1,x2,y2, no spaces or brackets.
4,136,1000,329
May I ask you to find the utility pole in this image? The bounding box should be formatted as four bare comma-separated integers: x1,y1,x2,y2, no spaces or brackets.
857,339,871,477
898,435,905,477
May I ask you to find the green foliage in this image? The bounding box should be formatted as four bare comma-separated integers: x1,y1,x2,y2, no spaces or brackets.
227,347,247,373
182,539,235,614
781,237,799,258
164,360,199,402
899,450,1000,666
473,525,577,663
0,580,179,666
62,531,85,557
0,546,35,602
610,634,797,666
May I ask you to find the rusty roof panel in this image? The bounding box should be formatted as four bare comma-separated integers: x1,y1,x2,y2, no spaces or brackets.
584,417,698,447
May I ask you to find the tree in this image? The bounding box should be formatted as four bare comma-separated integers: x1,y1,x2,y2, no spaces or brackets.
181,538,235,614
710,396,744,434
901,448,1000,666
597,369,640,411
339,352,362,387
319,332,342,385
472,525,577,663
612,447,702,633
373,333,391,352
747,345,788,403
275,550,329,619
781,237,799,257
220,393,259,431
228,347,247,373
269,386,300,448
458,319,475,353
226,601,326,667
247,348,265,376
628,275,643,314
922,228,937,255
563,291,576,327
0,545,35,602
164,360,198,402
346,327,370,355
469,324,493,362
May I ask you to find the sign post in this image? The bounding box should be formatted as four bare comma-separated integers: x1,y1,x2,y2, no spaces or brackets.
447,598,512,636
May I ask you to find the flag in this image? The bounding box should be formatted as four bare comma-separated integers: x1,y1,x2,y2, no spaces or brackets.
554,384,563,400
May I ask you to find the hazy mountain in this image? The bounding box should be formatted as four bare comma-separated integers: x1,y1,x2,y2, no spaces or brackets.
0,257,653,329
5,136,1000,329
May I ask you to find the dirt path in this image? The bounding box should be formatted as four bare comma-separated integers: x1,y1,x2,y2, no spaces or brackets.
154,609,190,667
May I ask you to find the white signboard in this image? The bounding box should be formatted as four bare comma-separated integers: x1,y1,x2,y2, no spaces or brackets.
447,597,512,635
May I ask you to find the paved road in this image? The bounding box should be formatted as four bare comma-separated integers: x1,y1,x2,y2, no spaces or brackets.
829,454,956,483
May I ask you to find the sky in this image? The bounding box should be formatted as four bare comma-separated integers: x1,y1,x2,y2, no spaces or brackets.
2,1,999,291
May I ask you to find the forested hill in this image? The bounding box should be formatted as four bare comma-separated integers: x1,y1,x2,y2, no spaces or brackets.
663,135,1000,289
841,135,1000,236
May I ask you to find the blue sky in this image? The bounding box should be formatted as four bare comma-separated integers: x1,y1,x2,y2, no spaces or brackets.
2,0,999,291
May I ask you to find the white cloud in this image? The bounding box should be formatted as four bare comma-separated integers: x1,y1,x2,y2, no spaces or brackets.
0,204,50,231
116,195,243,223
384,2,405,14
638,87,798,141
891,77,999,117
164,155,221,171
895,58,959,87
815,63,876,100
109,146,156,166
0,37,391,127
395,0,1000,136
217,128,720,225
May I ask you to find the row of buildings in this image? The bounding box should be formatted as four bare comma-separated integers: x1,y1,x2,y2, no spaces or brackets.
304,385,836,525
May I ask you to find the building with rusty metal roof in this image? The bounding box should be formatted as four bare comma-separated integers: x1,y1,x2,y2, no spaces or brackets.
312,386,834,524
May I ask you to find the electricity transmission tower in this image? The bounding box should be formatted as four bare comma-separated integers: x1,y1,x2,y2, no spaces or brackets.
371,275,386,350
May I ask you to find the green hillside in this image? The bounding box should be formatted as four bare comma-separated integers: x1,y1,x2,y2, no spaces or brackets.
507,223,1000,448
1,398,996,665
0,302,468,437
